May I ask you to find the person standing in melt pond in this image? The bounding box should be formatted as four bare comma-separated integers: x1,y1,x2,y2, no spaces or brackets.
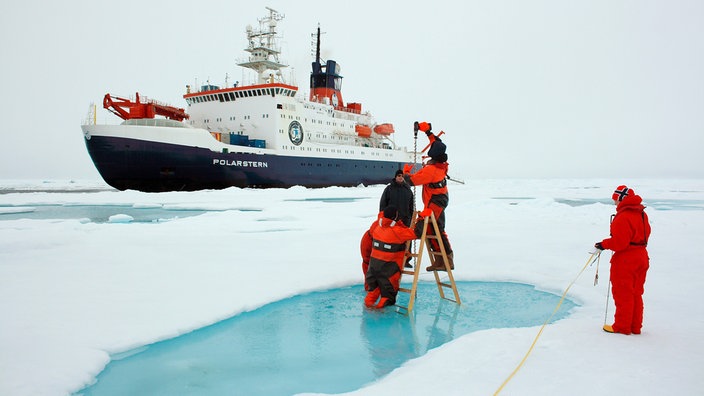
363,206,421,308
595,185,651,335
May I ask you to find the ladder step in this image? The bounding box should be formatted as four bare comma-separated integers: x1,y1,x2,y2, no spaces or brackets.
401,270,415,275
442,297,459,303
438,282,453,289
398,287,412,293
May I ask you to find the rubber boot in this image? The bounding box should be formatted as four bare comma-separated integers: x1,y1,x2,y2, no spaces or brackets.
364,289,381,308
375,297,394,308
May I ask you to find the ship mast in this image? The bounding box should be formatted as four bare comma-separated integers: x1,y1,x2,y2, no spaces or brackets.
238,7,287,84
314,24,321,65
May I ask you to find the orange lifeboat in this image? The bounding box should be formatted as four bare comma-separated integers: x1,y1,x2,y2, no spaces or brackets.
373,123,394,135
355,124,372,138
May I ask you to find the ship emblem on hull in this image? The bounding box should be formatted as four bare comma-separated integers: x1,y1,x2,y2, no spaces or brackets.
288,121,304,146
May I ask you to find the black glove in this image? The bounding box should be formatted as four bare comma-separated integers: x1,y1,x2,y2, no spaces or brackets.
594,242,604,251
414,221,425,238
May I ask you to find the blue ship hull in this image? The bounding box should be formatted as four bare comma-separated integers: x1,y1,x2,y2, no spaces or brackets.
85,135,404,192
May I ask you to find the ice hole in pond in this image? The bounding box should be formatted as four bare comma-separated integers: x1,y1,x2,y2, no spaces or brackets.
78,281,577,396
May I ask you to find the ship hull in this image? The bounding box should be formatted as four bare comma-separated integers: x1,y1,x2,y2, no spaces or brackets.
84,134,406,192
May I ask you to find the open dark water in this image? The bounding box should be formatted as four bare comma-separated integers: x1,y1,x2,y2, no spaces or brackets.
77,281,576,396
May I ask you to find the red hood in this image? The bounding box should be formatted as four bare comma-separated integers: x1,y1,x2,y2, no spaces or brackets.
617,194,644,212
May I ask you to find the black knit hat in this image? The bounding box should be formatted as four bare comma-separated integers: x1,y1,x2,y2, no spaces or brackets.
395,169,403,177
383,205,398,220
428,141,447,162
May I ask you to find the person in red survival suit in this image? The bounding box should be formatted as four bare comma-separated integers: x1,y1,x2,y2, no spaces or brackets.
363,205,422,308
402,121,453,272
595,185,651,335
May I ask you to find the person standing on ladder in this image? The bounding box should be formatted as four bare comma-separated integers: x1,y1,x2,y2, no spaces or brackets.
403,121,454,272
595,185,651,335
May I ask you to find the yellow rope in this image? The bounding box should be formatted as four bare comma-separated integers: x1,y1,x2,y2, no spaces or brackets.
493,251,600,395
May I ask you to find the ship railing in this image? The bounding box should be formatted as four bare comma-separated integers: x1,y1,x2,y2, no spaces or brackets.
138,95,175,108
83,103,97,125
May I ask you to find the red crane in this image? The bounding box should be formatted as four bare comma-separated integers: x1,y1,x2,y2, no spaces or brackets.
103,93,189,122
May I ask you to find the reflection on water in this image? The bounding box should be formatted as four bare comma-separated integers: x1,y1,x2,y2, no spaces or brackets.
78,282,577,396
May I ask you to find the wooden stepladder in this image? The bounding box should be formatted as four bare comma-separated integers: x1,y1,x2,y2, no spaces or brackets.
396,211,461,313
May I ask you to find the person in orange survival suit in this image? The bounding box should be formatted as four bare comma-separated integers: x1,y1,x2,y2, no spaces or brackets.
595,185,651,335
360,210,383,277
402,121,453,272
363,205,422,308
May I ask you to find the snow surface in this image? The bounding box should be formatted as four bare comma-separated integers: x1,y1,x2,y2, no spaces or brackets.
1,178,703,395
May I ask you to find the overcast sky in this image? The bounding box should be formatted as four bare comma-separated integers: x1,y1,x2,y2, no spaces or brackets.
1,0,702,180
